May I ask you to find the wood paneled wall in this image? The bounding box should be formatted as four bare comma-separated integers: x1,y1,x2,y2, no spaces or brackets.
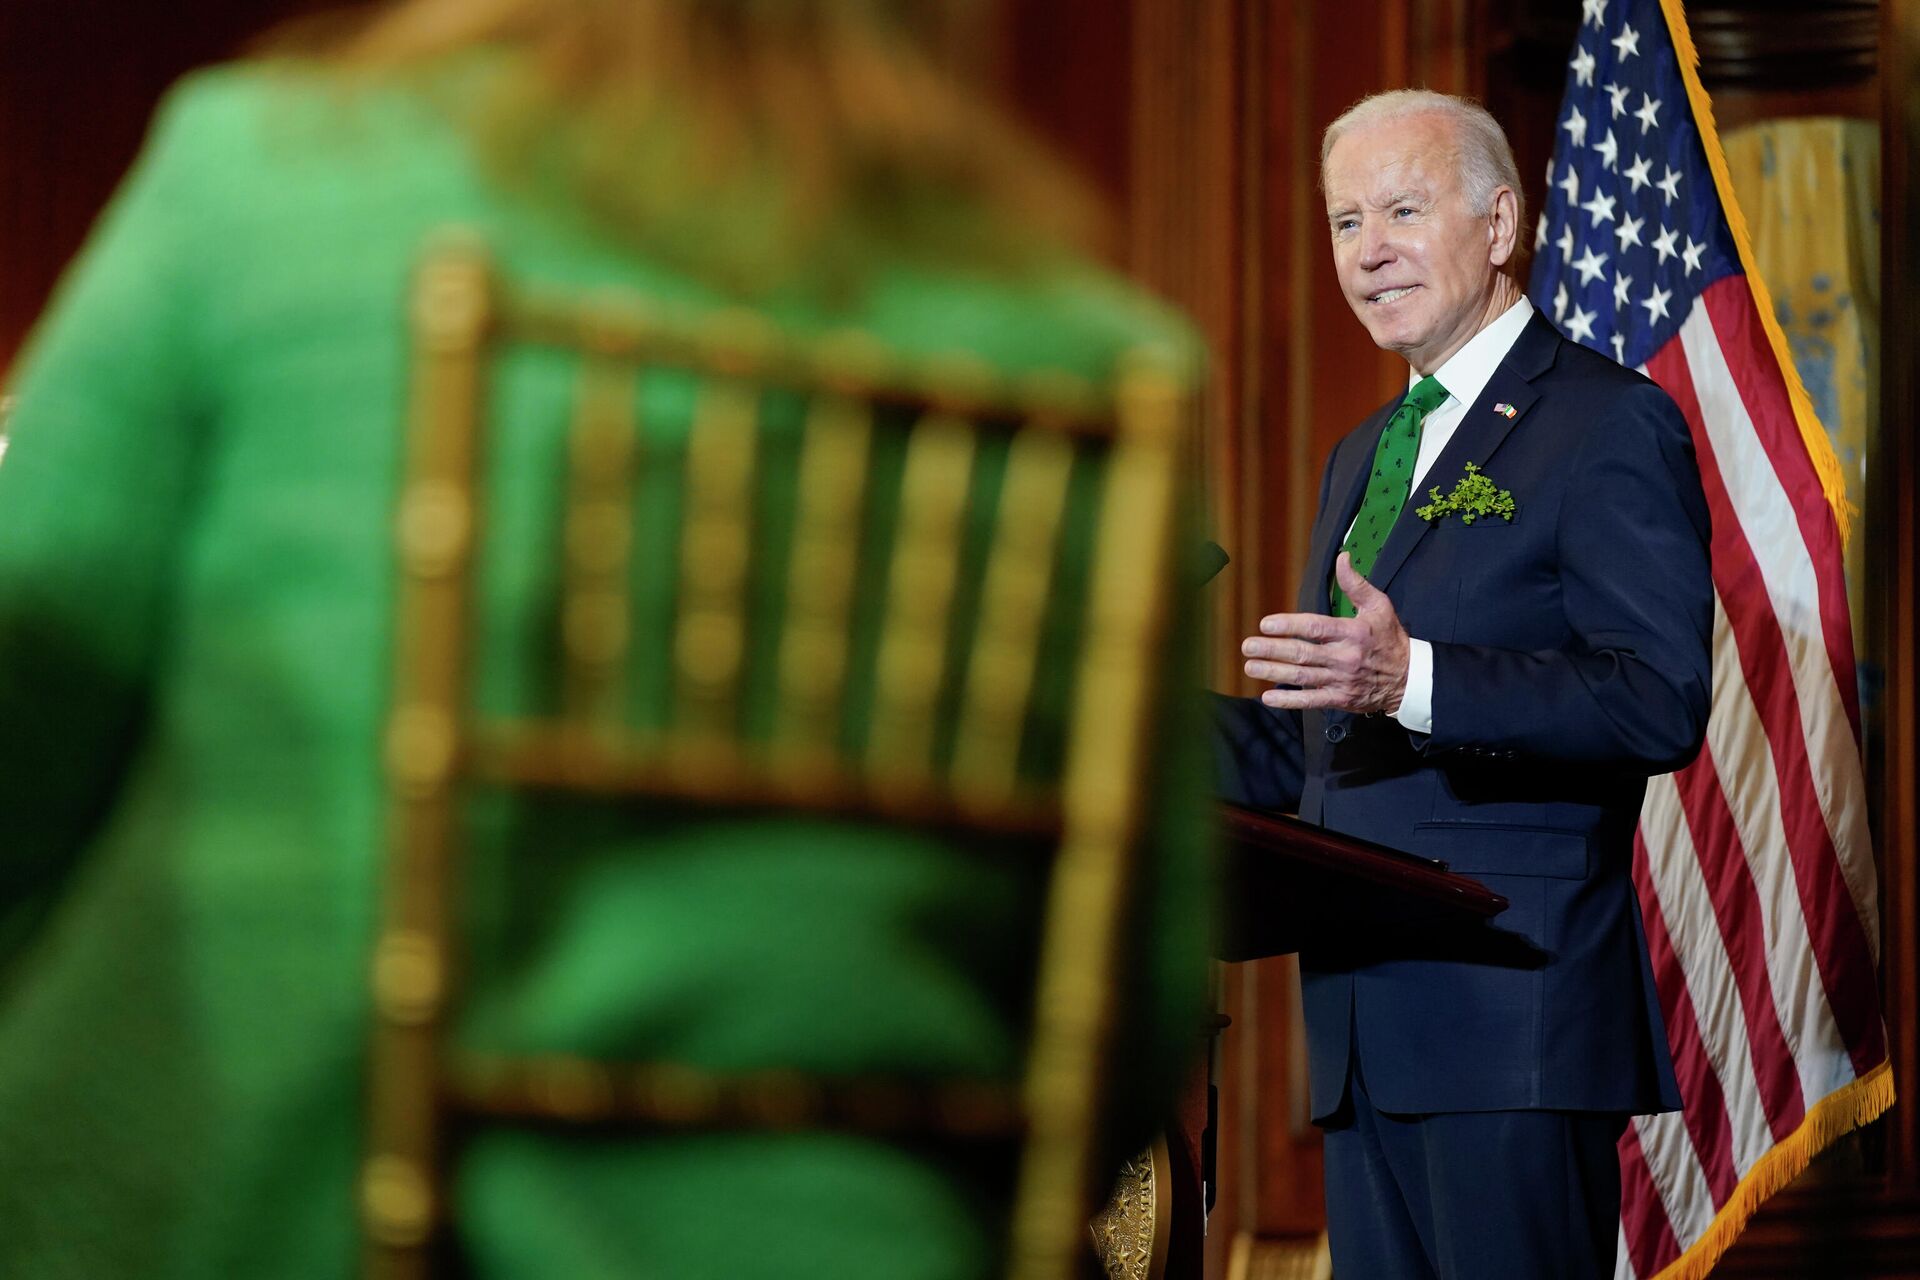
1878,0,1920,1195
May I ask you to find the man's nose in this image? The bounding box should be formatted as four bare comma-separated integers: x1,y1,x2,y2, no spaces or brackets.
1357,219,1394,270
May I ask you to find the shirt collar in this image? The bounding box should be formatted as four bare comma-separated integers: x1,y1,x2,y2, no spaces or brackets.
1413,295,1536,410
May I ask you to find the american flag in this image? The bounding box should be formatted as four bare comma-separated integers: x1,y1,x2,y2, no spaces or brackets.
1530,1,1893,1277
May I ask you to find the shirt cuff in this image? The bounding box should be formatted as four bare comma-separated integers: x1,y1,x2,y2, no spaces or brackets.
1393,637,1434,735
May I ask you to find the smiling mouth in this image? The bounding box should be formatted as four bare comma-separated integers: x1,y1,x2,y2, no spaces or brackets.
1367,285,1419,304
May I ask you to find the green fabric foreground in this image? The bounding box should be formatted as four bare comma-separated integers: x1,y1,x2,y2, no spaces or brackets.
0,64,1210,1279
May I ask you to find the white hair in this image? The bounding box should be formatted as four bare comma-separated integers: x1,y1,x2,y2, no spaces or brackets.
1321,89,1525,232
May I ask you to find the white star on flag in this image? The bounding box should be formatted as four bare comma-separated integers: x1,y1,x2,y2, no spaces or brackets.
1573,245,1610,286
1570,46,1597,87
1611,23,1640,60
1562,105,1589,147
1557,224,1577,263
1610,332,1626,362
1656,164,1683,204
1558,164,1582,203
1594,128,1619,171
1580,189,1617,226
1566,305,1598,343
1581,0,1608,27
1634,93,1662,135
1535,212,1549,249
1605,81,1631,118
1651,224,1679,264
1553,281,1569,323
1615,212,1645,251
1612,270,1634,310
1639,282,1672,322
1624,154,1653,193
1681,235,1706,275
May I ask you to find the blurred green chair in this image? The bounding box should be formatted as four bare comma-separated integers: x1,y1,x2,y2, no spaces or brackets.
361,235,1190,1280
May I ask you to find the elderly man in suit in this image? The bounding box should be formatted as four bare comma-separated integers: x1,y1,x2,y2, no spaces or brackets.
1214,90,1713,1278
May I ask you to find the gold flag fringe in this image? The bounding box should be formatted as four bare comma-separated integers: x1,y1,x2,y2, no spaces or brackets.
1656,0,1858,546
1650,1059,1895,1280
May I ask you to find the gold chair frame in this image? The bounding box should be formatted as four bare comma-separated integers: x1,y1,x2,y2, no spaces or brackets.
361,235,1189,1280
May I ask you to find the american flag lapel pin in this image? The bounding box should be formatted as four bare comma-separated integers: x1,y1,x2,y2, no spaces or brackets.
1493,402,1518,419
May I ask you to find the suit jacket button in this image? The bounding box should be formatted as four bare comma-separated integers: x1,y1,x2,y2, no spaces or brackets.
1324,723,1348,743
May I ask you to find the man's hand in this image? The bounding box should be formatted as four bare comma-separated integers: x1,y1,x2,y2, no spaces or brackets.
1241,553,1411,714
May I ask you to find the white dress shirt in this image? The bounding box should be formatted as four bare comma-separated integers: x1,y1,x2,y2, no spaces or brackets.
1377,296,1536,735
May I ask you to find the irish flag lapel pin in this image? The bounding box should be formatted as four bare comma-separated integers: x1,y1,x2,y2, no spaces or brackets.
1492,402,1518,419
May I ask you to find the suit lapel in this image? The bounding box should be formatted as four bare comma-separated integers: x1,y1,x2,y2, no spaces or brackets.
1365,313,1560,597
1300,399,1398,613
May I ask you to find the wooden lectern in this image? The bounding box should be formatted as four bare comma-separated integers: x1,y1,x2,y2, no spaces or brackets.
1216,804,1510,962
1093,806,1509,1280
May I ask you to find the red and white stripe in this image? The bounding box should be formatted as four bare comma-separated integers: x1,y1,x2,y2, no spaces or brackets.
1613,278,1885,1278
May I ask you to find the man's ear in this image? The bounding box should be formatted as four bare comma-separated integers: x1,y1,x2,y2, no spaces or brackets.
1486,185,1520,268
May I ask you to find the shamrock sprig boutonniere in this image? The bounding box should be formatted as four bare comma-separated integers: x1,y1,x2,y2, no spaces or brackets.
1414,461,1516,525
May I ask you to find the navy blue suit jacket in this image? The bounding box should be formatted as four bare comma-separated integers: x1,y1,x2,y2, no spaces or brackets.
1216,313,1711,1121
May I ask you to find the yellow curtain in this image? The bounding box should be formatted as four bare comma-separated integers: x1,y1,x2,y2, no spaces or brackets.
1722,117,1879,652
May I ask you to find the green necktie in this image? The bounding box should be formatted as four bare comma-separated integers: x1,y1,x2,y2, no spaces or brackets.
1330,374,1449,617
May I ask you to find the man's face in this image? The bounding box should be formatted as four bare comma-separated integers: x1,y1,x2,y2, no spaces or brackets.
1323,113,1511,375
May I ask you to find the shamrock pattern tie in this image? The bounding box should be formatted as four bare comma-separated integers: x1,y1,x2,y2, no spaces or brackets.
1330,374,1449,617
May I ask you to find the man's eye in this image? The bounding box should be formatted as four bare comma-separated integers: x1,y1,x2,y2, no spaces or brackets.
1394,206,1416,218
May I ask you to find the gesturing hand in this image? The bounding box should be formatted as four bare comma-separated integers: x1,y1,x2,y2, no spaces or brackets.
1240,553,1411,714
